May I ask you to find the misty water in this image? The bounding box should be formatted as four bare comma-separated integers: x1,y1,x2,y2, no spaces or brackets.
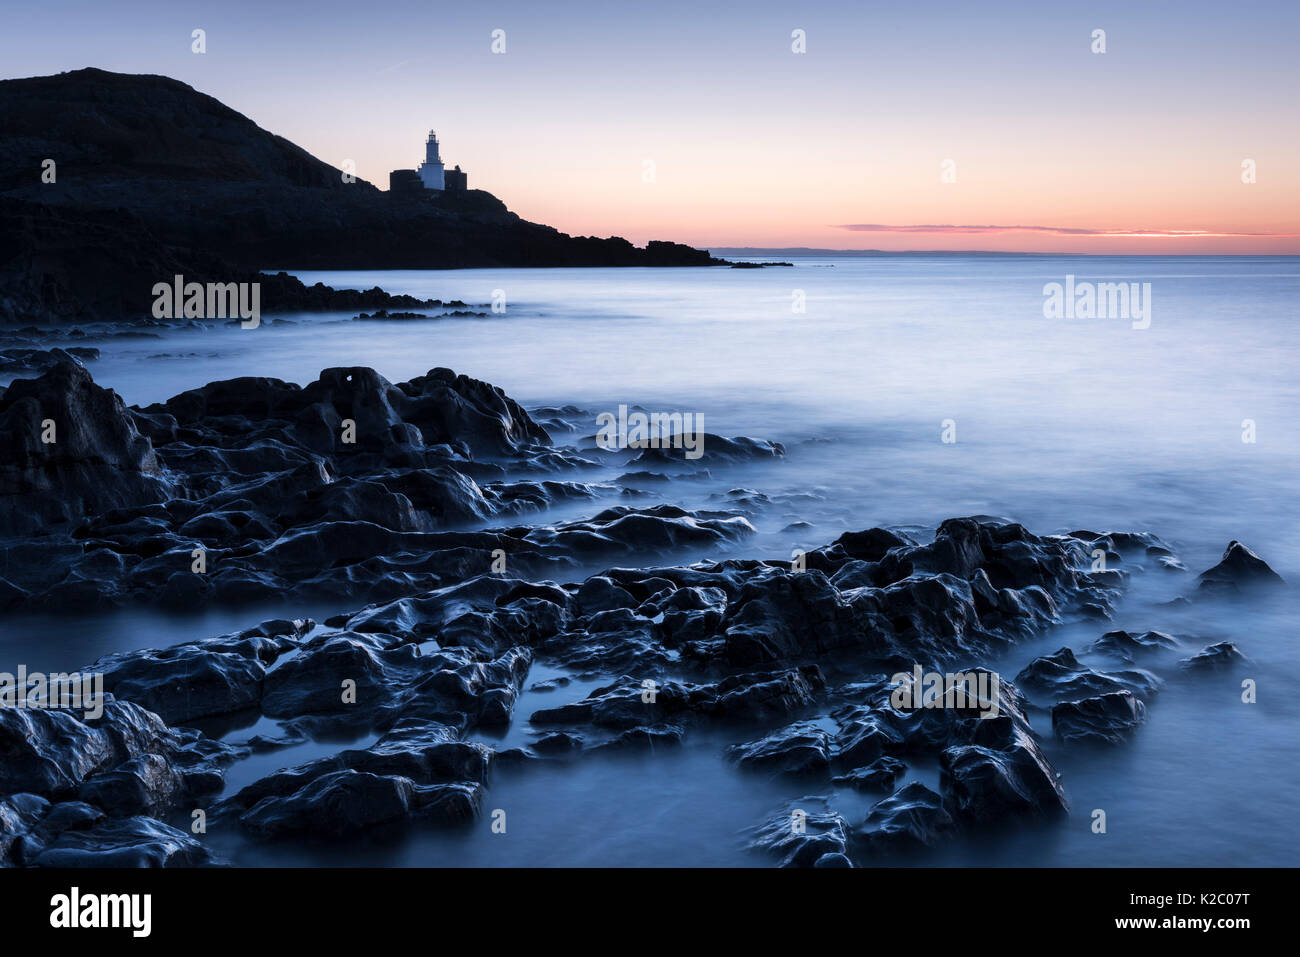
8,255,1298,866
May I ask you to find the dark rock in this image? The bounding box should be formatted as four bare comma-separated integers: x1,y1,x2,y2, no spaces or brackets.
1052,691,1147,745
533,732,583,756
1015,647,1162,703
832,756,906,792
1197,542,1284,589
727,721,831,777
77,752,184,816
0,361,170,535
31,816,216,867
589,725,685,752
858,782,954,853
747,797,850,868
1179,642,1250,671
939,740,1069,823
1088,629,1179,662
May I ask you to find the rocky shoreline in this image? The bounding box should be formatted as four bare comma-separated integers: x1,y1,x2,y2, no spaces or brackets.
0,354,1284,867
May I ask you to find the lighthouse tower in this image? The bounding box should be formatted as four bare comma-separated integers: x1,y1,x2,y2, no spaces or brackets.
417,131,445,190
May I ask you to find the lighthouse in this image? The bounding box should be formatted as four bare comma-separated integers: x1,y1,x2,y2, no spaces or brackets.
389,130,466,195
417,130,445,190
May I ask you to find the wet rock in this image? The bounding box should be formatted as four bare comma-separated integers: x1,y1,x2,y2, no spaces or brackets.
589,724,685,752
858,782,954,853
747,797,850,868
577,575,639,615
1197,542,1284,589
1179,641,1250,671
831,710,904,767
629,434,785,467
939,740,1069,824
727,721,831,777
1052,691,1146,745
529,666,823,730
93,643,272,725
0,695,238,810
1015,647,1162,703
0,708,114,795
813,851,853,867
234,761,482,839
77,752,185,816
0,793,51,865
0,360,171,536
1088,629,1179,662
710,666,826,721
31,815,216,867
220,719,488,812
238,769,415,838
832,756,906,792
533,731,583,756
262,635,531,733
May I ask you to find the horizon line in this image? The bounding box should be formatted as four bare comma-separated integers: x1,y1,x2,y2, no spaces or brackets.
704,247,1300,257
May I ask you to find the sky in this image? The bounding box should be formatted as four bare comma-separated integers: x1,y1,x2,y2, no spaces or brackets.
3,0,1298,252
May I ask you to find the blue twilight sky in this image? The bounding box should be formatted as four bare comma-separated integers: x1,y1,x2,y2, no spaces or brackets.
2,0,1297,251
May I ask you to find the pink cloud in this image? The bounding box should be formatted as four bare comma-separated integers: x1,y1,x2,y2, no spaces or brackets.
836,224,1300,239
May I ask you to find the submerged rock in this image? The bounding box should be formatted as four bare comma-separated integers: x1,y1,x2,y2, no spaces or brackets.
30,816,217,867
1052,691,1146,745
727,721,832,777
858,782,954,853
1088,629,1179,662
1179,641,1250,671
832,755,906,792
236,769,478,838
747,797,851,868
1014,647,1161,703
1197,541,1284,590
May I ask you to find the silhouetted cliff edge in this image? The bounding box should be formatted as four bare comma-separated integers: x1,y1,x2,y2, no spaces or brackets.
0,68,723,323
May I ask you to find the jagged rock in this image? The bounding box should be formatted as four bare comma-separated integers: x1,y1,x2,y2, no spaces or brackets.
0,695,239,811
30,815,216,867
235,768,480,838
529,666,824,730
0,361,171,535
858,782,954,853
629,434,785,467
238,770,409,837
220,719,489,812
261,635,531,733
832,756,906,792
93,644,271,725
1015,647,1162,703
939,740,1069,823
589,725,685,753
727,721,831,777
747,797,850,868
533,732,583,756
1052,691,1147,745
1089,629,1179,662
77,753,185,816
1197,542,1284,589
1179,641,1250,671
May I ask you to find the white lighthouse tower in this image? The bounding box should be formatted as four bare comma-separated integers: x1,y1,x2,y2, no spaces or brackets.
417,130,445,190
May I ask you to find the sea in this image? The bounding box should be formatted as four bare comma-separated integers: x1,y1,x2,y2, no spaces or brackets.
4,254,1297,866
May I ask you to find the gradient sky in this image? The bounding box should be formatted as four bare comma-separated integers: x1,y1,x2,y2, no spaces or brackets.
4,0,1298,252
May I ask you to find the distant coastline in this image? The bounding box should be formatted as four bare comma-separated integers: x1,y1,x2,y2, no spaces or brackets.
709,248,1300,258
